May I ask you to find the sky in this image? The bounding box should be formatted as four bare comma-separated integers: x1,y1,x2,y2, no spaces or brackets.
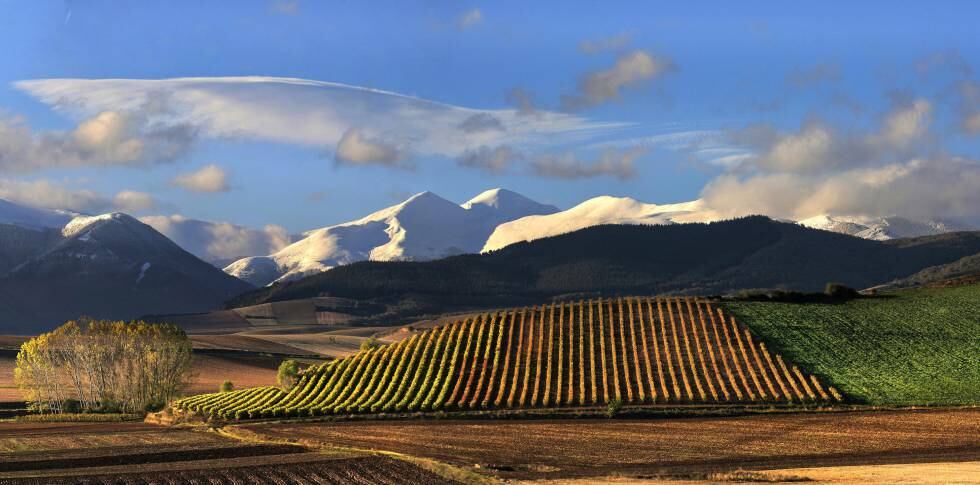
1,1,979,246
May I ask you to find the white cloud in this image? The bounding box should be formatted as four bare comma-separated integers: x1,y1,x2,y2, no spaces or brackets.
562,51,675,110
531,147,647,180
729,98,933,176
760,123,835,172
334,128,404,167
112,190,157,213
171,164,229,193
702,158,980,223
16,77,626,164
141,214,293,263
701,96,979,224
0,179,158,214
0,179,110,213
870,99,931,150
0,109,194,173
456,9,483,30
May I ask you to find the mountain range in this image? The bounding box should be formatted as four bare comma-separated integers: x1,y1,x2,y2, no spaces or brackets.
223,189,558,286
0,210,252,333
227,216,980,324
216,189,973,286
1,187,976,332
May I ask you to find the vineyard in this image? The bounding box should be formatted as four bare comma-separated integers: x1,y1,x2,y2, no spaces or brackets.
176,297,840,419
724,283,980,406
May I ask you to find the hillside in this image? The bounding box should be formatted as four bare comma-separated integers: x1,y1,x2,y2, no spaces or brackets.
228,217,980,321
0,213,253,333
875,253,980,289
724,283,980,405
177,296,837,419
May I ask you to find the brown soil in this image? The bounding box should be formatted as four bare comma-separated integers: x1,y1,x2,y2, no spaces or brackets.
183,352,284,395
242,408,980,480
0,352,17,402
0,455,457,484
0,421,456,484
0,422,222,453
190,334,313,355
0,351,291,402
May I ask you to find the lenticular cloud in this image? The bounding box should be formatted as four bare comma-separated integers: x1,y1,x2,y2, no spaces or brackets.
15,77,627,160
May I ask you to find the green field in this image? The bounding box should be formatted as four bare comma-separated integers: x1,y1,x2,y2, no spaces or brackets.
725,284,980,406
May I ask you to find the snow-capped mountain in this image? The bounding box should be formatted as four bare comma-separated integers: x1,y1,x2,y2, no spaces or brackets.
797,215,969,241
0,198,78,230
483,197,975,252
0,211,253,332
225,189,558,286
482,196,717,252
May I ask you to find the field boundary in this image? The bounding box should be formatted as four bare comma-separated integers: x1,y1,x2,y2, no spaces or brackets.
217,423,499,484
158,403,979,427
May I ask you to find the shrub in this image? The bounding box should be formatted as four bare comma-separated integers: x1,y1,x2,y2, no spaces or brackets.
360,336,381,351
277,360,301,391
220,380,234,393
605,398,623,418
825,282,859,299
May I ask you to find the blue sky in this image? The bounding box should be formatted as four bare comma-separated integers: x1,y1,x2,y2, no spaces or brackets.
1,1,979,234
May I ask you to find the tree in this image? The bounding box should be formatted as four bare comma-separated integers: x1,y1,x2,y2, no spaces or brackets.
15,319,193,414
824,282,859,299
277,360,301,391
360,337,381,351
220,380,234,393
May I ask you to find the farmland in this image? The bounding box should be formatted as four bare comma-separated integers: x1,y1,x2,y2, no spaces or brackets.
176,297,838,419
0,422,455,484
238,408,980,481
724,283,980,405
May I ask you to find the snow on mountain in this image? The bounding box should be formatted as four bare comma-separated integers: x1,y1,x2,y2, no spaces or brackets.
485,197,975,253
482,196,716,252
461,188,560,228
0,198,78,230
798,214,970,241
225,189,559,286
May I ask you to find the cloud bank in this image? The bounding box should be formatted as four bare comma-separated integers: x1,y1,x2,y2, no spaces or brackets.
701,97,980,224
0,179,157,215
141,214,292,263
0,109,194,173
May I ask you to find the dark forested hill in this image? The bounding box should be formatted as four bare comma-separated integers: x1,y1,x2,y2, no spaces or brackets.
0,214,254,334
227,216,980,317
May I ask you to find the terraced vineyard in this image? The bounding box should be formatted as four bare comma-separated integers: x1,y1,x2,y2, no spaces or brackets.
177,297,839,419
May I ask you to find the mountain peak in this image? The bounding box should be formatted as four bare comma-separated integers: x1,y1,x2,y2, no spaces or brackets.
62,212,141,238
462,188,556,212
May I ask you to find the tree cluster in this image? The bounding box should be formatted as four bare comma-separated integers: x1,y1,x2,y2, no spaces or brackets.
15,319,193,414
